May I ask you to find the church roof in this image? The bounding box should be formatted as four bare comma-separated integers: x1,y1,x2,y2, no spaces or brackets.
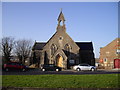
76,42,93,50
32,42,93,51
32,42,46,50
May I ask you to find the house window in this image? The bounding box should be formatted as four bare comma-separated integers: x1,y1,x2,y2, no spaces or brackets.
51,44,57,56
69,60,75,64
104,58,107,62
116,49,120,54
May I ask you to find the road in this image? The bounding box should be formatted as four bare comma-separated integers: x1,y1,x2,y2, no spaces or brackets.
2,68,120,75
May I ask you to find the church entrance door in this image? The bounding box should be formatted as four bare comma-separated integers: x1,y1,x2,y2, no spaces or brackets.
56,55,63,68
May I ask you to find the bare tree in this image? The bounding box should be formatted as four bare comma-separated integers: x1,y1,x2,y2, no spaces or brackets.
2,37,15,63
15,39,33,64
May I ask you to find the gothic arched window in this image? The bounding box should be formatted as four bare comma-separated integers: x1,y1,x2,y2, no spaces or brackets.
64,44,71,56
51,44,57,56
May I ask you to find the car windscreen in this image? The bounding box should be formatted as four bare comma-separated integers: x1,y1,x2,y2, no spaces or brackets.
80,64,89,66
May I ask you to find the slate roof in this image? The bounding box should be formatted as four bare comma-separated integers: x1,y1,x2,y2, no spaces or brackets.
32,42,93,51
32,42,46,50
75,42,93,50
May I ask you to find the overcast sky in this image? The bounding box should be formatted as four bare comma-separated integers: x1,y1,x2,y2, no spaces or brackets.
2,2,118,58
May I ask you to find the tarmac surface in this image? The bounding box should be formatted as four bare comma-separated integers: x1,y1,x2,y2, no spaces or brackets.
2,68,120,75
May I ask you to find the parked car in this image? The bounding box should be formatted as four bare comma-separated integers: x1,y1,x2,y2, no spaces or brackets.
41,64,62,71
73,63,97,71
4,62,28,72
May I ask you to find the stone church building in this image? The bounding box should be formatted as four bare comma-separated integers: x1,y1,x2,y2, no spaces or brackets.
32,11,95,69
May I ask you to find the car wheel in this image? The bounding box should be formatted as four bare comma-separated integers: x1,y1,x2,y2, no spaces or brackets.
56,69,59,72
22,68,26,72
5,68,9,72
42,68,45,71
76,68,81,71
91,68,95,71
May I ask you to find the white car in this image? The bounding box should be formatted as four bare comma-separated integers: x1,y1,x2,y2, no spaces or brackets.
73,63,96,71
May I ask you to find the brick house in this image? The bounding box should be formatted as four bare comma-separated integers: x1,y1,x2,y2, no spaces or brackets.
99,38,120,69
31,11,95,69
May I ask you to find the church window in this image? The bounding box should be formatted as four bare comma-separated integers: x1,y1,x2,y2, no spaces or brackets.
51,44,57,56
64,44,71,51
59,36,63,40
64,44,71,56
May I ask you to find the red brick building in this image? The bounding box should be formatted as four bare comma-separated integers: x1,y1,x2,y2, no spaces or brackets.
99,38,120,69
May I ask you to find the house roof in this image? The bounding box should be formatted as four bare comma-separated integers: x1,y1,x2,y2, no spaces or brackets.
103,38,120,49
32,42,93,51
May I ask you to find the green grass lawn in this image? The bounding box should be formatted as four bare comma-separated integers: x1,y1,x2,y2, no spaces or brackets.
2,74,119,88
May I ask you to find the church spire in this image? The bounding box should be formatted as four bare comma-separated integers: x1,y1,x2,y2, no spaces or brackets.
57,9,66,32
